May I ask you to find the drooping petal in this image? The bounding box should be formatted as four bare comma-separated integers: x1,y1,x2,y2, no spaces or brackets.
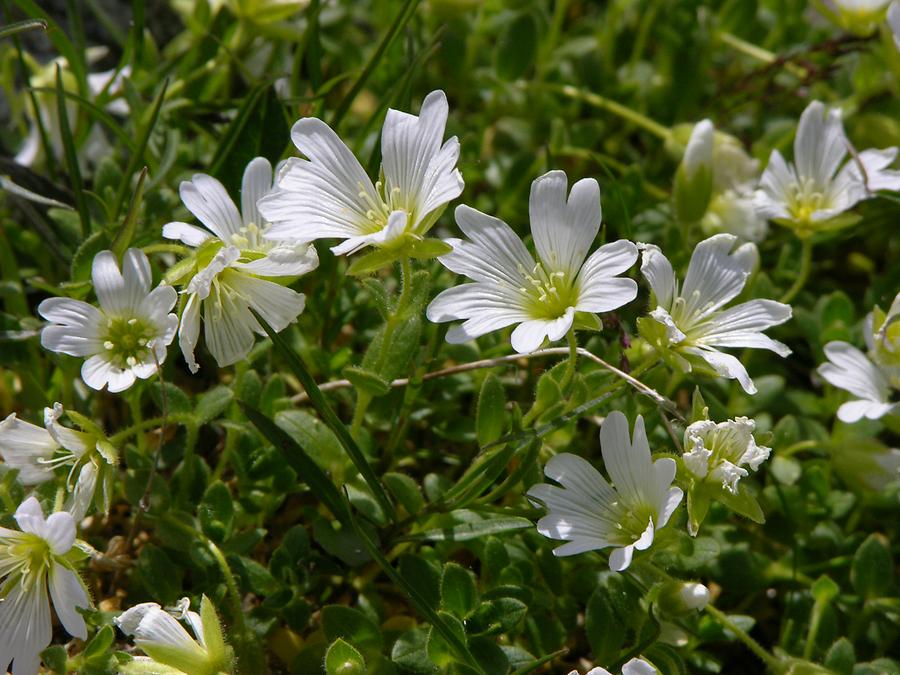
608,545,635,572
223,272,307,333
180,174,243,242
819,341,890,403
240,156,273,228
202,285,257,368
638,244,676,310
67,461,98,521
43,511,76,555
179,293,202,374
529,171,601,279
162,222,213,247
329,209,408,256
233,244,319,277
0,414,57,485
48,564,89,639
699,299,792,356
685,346,756,394
510,319,553,354
260,118,377,242
836,400,897,423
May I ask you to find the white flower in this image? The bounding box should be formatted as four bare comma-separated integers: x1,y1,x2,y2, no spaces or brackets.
682,119,714,180
890,2,900,47
682,417,771,493
258,89,463,255
527,411,683,572
833,0,893,33
755,100,900,234
0,497,90,675
163,158,318,372
818,342,898,422
567,657,658,675
116,596,232,675
639,234,792,395
701,190,768,243
0,404,116,521
38,249,178,393
426,170,638,353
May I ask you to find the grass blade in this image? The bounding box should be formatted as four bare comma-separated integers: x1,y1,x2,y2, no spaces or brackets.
0,18,46,39
111,166,147,259
252,311,397,523
11,0,86,93
241,402,352,525
329,0,422,129
55,64,90,237
114,77,168,219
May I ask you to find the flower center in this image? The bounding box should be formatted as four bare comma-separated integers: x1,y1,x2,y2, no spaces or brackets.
517,262,576,319
102,317,156,369
228,221,271,253
2,535,51,584
357,181,410,235
786,178,830,224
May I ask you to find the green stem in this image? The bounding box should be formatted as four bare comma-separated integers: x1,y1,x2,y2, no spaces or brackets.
128,386,147,454
705,604,784,673
108,413,195,445
780,238,813,304
547,83,671,140
558,328,579,393
717,31,807,78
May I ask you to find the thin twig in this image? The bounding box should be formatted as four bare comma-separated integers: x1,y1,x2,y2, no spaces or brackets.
290,347,683,420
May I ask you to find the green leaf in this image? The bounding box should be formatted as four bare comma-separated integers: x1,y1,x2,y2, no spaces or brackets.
585,583,626,664
390,628,434,674
199,481,235,542
495,12,538,80
39,645,68,674
426,611,467,667
195,385,234,424
241,402,352,525
811,575,840,604
137,544,182,605
851,534,893,599
383,472,425,515
82,625,115,661
275,409,345,477
110,166,147,259
346,248,404,276
476,374,506,447
717,482,765,524
321,605,383,653
441,563,478,618
343,365,392,396
824,638,855,675
406,238,453,259
209,84,289,196
410,509,532,542
466,597,527,636
325,638,366,675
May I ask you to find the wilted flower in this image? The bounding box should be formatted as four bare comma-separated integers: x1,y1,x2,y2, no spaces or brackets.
682,417,771,493
567,659,658,675
116,596,233,675
427,170,638,353
163,158,318,372
818,341,898,422
0,497,91,675
259,90,463,257
38,249,178,393
0,403,117,521
755,100,900,236
638,234,792,394
528,411,683,572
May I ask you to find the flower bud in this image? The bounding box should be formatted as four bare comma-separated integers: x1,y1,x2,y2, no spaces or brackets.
658,581,710,615
832,0,892,36
673,120,714,223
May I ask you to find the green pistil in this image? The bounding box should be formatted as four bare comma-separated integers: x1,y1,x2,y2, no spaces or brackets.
517,262,577,319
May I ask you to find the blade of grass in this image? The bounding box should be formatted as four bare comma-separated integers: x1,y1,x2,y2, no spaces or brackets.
111,166,147,259
0,18,46,39
346,499,485,674
114,77,168,219
252,311,397,523
241,402,353,525
329,0,422,129
12,0,86,94
30,85,138,154
55,64,90,237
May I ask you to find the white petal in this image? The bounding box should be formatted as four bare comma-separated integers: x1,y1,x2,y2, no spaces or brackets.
837,400,896,423
0,414,57,485
0,575,51,675
755,150,796,220
241,156,273,227
441,206,536,286
223,273,306,333
162,221,213,247
639,244,676,309
575,240,639,313
49,564,89,639
44,404,92,457
329,209,408,256
680,234,755,321
38,296,103,328
699,299,792,356
180,174,243,242
233,244,319,277
427,284,530,340
853,147,900,192
116,603,163,636
657,485,684,529
186,247,240,299
601,412,652,507
81,354,126,392
179,293,202,374
202,286,257,368
622,658,658,675
794,101,847,185
91,250,129,315
819,341,890,403
120,248,153,309
259,118,376,242
609,544,634,571
38,298,103,356
686,346,756,394
510,319,553,353
382,90,461,221
13,496,46,535
529,171,601,278
890,2,900,48
43,511,75,554
683,119,714,178
66,461,98,521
